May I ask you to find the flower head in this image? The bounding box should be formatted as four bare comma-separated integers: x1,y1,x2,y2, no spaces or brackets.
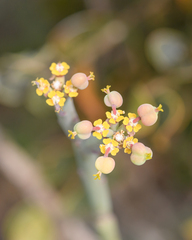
123,113,142,133
64,80,78,97
123,136,138,154
100,138,119,156
46,90,66,112
49,62,70,76
106,110,124,124
32,78,50,96
92,119,110,140
32,62,164,180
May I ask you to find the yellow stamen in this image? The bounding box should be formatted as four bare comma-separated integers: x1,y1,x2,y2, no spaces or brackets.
93,171,102,180
68,130,76,139
101,85,111,94
145,153,152,160
89,72,95,81
156,104,164,112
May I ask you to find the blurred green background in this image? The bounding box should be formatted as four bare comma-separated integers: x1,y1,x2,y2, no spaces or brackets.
0,0,192,239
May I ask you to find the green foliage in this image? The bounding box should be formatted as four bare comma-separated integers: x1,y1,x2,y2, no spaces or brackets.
3,204,56,240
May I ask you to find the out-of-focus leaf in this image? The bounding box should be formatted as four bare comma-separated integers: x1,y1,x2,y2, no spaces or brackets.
145,28,188,72
3,204,56,240
181,218,192,240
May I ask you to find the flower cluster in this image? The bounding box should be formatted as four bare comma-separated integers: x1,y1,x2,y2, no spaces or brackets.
32,62,95,112
68,85,163,180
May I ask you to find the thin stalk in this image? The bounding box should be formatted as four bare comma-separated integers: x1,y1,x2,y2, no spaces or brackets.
57,97,122,240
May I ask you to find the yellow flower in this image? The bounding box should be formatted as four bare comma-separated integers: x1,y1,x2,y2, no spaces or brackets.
49,62,70,76
123,136,138,154
123,113,142,133
100,138,119,156
46,90,66,111
101,85,111,94
31,78,50,96
64,80,78,98
92,119,110,140
106,110,124,124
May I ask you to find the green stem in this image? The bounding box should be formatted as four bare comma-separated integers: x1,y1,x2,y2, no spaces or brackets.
57,97,122,240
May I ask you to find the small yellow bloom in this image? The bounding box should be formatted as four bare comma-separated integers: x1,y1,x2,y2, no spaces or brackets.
64,80,78,98
92,119,110,140
123,136,138,154
32,78,50,96
46,90,66,111
100,138,119,156
49,62,70,76
123,113,142,133
106,110,124,124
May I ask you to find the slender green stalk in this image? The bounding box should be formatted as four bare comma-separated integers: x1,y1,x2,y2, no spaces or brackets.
57,97,122,240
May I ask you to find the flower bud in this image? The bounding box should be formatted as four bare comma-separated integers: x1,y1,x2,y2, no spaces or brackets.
137,103,157,126
130,142,153,165
130,154,146,166
95,156,115,174
74,120,93,139
132,142,146,156
104,91,123,108
71,73,88,90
